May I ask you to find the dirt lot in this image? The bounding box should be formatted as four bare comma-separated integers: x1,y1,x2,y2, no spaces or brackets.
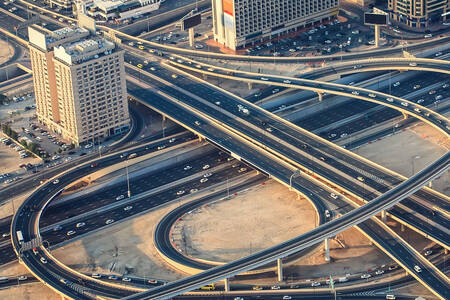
356,122,449,195
174,180,315,263
0,39,14,65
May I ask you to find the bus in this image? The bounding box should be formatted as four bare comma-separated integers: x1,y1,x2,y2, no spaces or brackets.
0,277,9,283
16,231,24,244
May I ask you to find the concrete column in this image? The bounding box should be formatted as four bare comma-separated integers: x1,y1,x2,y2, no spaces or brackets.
381,210,387,223
401,224,405,232
402,112,408,119
324,238,330,262
202,73,208,80
277,258,283,282
224,278,230,292
375,25,380,47
317,92,323,101
189,27,194,47
248,82,253,90
429,181,432,188
444,248,448,255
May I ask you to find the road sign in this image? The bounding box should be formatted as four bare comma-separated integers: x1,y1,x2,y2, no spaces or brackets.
181,13,201,31
364,13,388,25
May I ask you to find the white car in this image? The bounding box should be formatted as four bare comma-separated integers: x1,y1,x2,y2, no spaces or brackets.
84,143,93,149
53,179,59,184
351,91,359,95
203,173,212,178
283,79,292,84
200,178,208,183
66,230,76,236
183,165,192,171
202,164,210,170
283,296,292,300
330,193,338,199
271,285,280,290
357,176,365,182
105,219,114,225
414,265,422,273
417,99,424,104
368,93,376,98
361,273,371,279
190,188,198,193
124,206,133,211
176,190,185,196
393,81,400,87
386,97,394,103
375,269,385,275
260,77,269,81
116,195,125,201
76,222,85,228
311,281,321,287
400,102,408,107
238,167,247,173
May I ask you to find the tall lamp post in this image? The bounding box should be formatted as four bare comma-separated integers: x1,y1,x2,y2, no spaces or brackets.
411,155,421,176
289,169,301,191
126,160,131,198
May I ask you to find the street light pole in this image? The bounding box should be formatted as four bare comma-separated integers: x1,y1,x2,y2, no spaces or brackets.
289,169,301,191
126,160,131,198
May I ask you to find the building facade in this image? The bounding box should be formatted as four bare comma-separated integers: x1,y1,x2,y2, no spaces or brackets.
212,0,340,50
388,0,448,28
83,0,161,21
28,19,129,146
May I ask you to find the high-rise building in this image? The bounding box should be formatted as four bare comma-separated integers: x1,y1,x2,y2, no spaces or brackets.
212,0,339,50
388,0,448,28
28,16,129,146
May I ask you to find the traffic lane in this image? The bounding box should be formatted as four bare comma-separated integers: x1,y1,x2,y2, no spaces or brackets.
41,165,252,246
39,149,223,228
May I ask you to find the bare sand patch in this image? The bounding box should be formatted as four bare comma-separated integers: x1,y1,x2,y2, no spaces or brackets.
175,180,316,262
0,39,14,66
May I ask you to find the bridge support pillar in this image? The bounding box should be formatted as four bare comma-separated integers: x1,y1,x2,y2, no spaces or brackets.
198,136,203,142
317,92,323,102
445,248,448,255
381,210,387,223
189,27,194,48
401,224,405,232
428,181,432,188
277,258,283,282
402,112,408,120
374,25,380,47
224,278,230,292
202,73,207,80
248,82,253,90
324,238,331,262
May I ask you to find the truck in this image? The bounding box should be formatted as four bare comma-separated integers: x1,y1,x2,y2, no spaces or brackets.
16,231,23,244
200,284,215,290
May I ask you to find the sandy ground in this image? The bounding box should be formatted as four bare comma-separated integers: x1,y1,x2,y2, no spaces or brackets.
0,39,14,66
0,282,60,300
355,122,449,195
174,180,315,262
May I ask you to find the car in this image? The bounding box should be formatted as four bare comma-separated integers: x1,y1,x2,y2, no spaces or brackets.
388,265,398,270
238,167,247,173
116,195,125,201
105,219,114,225
429,90,436,95
53,225,62,231
137,64,143,68
202,164,210,170
148,279,158,284
60,278,70,285
234,297,244,300
266,127,273,132
150,67,156,71
283,296,292,300
122,277,132,282
194,44,204,49
340,133,348,138
361,273,371,279
283,79,292,84
91,273,101,278
2,233,10,238
194,121,201,126
76,222,85,228
414,108,421,113
325,210,331,218
417,99,424,104
271,285,280,290
171,74,178,79
169,138,176,143
413,84,420,89
409,62,417,67
157,145,166,150
435,95,443,101
108,275,118,280
311,281,321,287
124,206,133,211
203,172,212,178
368,93,376,98
66,230,76,236
84,143,93,149
177,190,185,196
190,188,198,193
357,176,365,182
330,193,338,199
386,295,396,300
260,77,269,81
120,152,128,158
375,269,385,275
252,286,262,290
200,178,208,183
18,275,27,281
183,165,192,171
351,91,359,95
52,179,60,184
319,156,326,161
414,265,422,272
272,88,280,94
424,249,433,256
40,257,47,264
424,34,432,38
400,102,408,107
393,81,400,87
442,83,449,88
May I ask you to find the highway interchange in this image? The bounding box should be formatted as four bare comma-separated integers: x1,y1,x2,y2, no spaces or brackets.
0,1,448,300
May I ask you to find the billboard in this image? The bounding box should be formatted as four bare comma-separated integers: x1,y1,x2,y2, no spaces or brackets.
181,13,201,31
364,13,388,25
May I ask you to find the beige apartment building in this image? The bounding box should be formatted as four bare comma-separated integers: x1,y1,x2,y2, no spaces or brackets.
388,0,449,28
28,18,129,146
212,0,340,50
